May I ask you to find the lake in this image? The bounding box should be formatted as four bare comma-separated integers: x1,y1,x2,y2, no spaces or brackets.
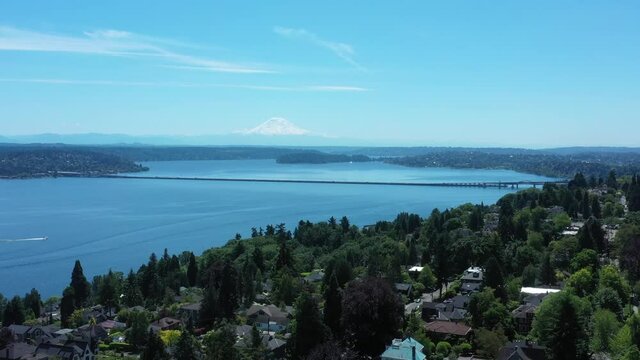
0,160,555,297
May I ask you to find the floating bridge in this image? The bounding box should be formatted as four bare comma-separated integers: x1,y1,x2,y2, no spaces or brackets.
97,174,567,188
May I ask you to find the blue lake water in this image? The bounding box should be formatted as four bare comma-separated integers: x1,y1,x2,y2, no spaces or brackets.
0,160,555,297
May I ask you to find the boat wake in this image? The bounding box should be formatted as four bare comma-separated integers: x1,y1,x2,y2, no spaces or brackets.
0,237,48,243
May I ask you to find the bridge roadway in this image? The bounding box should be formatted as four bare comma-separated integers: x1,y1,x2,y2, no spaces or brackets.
98,174,567,188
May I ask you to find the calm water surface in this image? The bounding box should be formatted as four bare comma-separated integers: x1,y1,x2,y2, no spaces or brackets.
0,160,555,296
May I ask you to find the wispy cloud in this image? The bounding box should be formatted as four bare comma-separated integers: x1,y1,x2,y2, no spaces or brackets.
0,78,370,92
0,26,271,74
274,26,363,70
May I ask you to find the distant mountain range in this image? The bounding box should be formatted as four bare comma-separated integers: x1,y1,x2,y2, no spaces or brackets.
1,131,640,155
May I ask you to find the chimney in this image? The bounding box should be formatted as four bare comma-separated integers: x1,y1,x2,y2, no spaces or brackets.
412,345,416,360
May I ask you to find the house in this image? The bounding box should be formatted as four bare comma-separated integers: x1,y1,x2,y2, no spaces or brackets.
424,320,472,341
97,320,126,332
6,325,53,344
437,308,468,323
303,270,325,283
522,293,548,307
445,295,471,310
34,340,94,360
497,340,546,360
512,304,537,334
0,342,36,360
461,267,483,284
149,317,182,333
267,338,287,359
75,324,108,344
246,304,293,332
421,302,441,320
520,287,560,296
395,283,413,298
460,282,482,294
179,303,202,327
380,337,426,360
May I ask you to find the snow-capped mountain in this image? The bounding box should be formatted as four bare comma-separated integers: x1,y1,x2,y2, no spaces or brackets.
242,117,310,136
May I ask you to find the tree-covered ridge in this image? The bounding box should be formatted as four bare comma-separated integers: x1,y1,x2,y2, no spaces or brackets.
387,150,640,178
0,149,148,178
275,152,370,164
3,172,640,359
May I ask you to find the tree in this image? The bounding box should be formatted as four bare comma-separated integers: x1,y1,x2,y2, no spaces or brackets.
340,216,350,233
615,224,640,282
577,217,605,252
538,251,556,285
566,268,596,297
0,293,6,325
474,327,507,358
289,291,329,359
532,291,591,360
305,341,360,360
141,330,168,360
187,252,198,287
71,260,91,308
122,270,143,307
591,197,602,219
60,286,75,328
570,249,598,272
174,330,199,360
484,257,506,302
99,270,118,314
341,277,403,357
592,309,620,353
2,296,25,326
128,310,150,349
323,257,353,289
594,287,624,321
599,265,631,302
203,324,239,360
323,274,342,336
23,288,41,318
607,170,618,189
418,264,436,290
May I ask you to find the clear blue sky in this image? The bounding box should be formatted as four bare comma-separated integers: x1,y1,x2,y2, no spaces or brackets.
1,1,639,147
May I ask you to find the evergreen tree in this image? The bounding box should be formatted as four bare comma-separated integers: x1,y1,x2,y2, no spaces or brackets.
71,260,91,308
141,330,168,360
174,330,199,360
23,288,42,318
581,192,591,219
289,291,329,360
340,216,350,233
341,277,403,357
60,286,75,328
484,257,506,302
187,252,198,287
141,253,161,301
591,196,602,219
123,270,143,307
199,285,219,328
203,324,239,360
99,270,118,314
532,291,590,360
607,170,618,189
538,251,556,285
129,310,150,348
323,274,342,336
2,296,25,326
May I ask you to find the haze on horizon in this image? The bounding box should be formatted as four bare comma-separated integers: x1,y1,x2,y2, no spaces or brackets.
1,1,639,148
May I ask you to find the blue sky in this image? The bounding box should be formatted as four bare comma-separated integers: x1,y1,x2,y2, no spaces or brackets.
1,1,639,147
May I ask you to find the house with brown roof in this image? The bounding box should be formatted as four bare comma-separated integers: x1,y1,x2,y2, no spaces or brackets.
149,317,182,333
424,320,472,341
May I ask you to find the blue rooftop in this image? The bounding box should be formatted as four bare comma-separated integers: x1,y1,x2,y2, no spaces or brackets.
380,337,426,360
